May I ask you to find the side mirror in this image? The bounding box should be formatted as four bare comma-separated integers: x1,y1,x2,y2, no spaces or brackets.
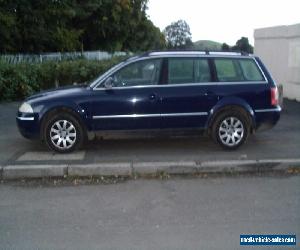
104,77,113,89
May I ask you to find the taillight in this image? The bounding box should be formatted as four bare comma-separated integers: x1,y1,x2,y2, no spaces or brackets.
271,87,279,106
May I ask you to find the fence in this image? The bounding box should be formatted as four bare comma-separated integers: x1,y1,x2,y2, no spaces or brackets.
0,50,129,64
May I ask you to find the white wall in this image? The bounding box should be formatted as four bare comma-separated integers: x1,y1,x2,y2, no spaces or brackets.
254,23,300,101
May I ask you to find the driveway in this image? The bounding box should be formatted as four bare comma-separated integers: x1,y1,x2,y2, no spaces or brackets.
0,99,299,166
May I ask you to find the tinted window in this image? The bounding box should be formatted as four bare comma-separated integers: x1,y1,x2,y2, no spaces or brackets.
168,58,211,84
112,59,161,87
239,59,264,81
169,58,194,84
215,59,244,82
195,59,211,82
215,58,264,82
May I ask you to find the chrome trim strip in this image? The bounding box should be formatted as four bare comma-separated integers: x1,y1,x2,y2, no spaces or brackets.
92,56,265,90
162,112,208,117
92,112,208,119
253,57,268,82
93,81,267,90
255,107,281,113
93,114,159,119
16,116,34,121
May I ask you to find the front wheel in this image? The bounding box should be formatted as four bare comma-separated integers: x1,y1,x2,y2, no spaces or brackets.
44,113,84,153
212,110,249,150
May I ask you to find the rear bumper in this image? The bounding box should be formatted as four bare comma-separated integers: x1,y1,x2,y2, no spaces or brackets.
16,113,40,139
254,106,281,131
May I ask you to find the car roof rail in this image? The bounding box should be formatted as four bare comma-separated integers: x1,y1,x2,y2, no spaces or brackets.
240,51,249,56
138,49,250,57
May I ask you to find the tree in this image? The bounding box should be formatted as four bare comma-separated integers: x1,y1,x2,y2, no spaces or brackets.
163,20,192,49
0,0,17,53
0,0,82,53
0,0,165,53
221,43,230,51
76,0,165,52
232,37,253,53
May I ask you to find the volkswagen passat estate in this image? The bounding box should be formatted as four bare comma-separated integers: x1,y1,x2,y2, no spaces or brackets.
17,51,281,153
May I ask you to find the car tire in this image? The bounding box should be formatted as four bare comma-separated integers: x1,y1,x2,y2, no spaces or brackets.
212,109,249,150
43,112,84,153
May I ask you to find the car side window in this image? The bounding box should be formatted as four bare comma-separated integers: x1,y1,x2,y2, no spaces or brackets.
239,59,264,81
111,59,161,87
168,58,211,84
194,59,211,82
215,59,245,82
215,58,264,82
168,58,194,84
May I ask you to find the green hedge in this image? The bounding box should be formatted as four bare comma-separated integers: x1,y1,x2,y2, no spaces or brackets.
0,57,125,101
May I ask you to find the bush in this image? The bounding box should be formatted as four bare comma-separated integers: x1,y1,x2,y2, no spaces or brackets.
0,62,40,101
0,57,125,101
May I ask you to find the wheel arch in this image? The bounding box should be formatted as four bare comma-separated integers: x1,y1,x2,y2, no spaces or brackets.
206,97,256,134
39,104,89,141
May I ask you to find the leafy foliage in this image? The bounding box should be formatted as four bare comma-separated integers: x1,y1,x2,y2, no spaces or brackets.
193,40,222,50
0,0,165,53
163,20,192,49
221,43,230,51
222,37,253,53
231,37,253,53
0,57,125,101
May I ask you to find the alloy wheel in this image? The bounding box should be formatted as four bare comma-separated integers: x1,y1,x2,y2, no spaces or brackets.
218,117,244,147
50,119,77,150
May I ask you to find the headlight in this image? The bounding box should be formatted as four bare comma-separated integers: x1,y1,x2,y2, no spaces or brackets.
19,102,33,113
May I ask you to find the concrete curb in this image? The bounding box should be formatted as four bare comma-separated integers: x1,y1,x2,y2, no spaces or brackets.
68,163,131,177
132,161,198,175
1,159,300,180
3,165,68,179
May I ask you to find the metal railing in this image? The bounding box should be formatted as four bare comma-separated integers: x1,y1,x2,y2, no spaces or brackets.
0,50,129,64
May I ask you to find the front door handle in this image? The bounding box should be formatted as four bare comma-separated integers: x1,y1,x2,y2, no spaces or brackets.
149,93,156,101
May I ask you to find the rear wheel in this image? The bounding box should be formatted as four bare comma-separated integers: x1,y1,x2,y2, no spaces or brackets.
212,110,249,150
44,113,84,153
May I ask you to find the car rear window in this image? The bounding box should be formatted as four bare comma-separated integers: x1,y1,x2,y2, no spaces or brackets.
214,58,265,82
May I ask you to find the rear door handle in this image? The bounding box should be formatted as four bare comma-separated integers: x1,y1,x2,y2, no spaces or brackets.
205,91,218,100
205,91,215,96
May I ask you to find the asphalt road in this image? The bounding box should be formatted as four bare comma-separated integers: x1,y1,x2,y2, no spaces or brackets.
0,99,299,165
0,175,299,250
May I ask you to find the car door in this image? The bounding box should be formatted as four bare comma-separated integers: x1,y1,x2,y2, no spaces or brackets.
160,57,218,128
90,58,162,130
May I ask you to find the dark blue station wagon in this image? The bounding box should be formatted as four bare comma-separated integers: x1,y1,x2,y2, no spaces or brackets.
16,51,281,153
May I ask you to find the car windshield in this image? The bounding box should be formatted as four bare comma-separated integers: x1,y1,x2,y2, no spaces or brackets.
89,60,127,88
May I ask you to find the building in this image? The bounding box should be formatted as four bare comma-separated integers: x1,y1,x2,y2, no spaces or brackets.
254,23,300,101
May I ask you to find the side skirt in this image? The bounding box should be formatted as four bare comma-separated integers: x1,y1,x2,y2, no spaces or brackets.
88,128,206,140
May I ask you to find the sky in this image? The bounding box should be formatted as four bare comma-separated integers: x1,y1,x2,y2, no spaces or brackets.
147,0,300,45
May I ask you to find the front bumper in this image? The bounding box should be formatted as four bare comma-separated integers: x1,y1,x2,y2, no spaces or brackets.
16,112,40,139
